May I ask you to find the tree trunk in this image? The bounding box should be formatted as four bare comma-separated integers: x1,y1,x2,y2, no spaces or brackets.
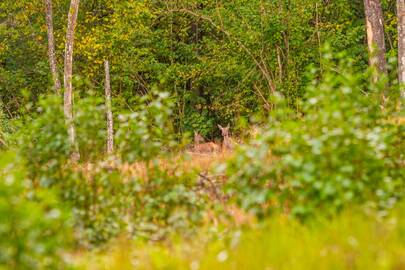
104,60,114,154
363,0,387,78
64,0,80,161
397,0,405,97
44,0,61,93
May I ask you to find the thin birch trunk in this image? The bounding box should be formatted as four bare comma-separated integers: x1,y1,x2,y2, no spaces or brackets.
64,0,80,161
397,0,405,98
363,0,387,78
104,60,114,154
44,0,61,93
315,3,323,74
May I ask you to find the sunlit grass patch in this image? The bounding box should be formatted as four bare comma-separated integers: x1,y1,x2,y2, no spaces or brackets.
74,204,405,270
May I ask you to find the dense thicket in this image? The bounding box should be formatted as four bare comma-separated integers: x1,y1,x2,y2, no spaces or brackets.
1,0,398,136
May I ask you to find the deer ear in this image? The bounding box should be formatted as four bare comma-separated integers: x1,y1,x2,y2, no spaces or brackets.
218,124,223,130
226,124,230,129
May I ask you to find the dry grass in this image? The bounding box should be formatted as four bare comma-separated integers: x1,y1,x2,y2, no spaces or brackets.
393,116,405,126
72,150,234,182
385,116,405,126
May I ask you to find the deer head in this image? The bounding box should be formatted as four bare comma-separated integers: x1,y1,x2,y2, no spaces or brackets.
194,131,205,144
218,124,230,138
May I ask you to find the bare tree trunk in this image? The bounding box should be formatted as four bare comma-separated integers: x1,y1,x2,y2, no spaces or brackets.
363,0,387,78
104,60,114,154
64,0,80,161
315,3,323,74
44,0,61,93
398,0,405,98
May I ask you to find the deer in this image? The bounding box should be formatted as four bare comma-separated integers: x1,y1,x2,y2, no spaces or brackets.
193,131,220,154
218,124,237,151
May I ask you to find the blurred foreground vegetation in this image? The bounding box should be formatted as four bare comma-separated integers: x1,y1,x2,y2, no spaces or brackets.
75,204,405,270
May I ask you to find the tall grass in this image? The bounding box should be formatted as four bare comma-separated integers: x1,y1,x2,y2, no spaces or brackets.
74,204,405,270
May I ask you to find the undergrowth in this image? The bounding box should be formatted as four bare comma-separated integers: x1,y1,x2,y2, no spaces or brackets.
74,203,405,270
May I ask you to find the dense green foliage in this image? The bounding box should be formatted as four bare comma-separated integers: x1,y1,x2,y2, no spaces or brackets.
0,153,70,269
1,0,390,134
17,92,204,246
19,96,70,186
62,164,206,247
115,91,176,162
224,56,404,219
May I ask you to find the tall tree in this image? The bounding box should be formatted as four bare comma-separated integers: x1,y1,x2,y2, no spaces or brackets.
44,0,61,93
398,0,405,97
64,0,80,160
363,0,387,78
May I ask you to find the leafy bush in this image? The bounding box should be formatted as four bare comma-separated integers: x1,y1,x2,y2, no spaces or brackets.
0,152,70,269
133,167,206,241
61,165,133,246
115,91,176,163
19,95,110,184
224,56,405,219
62,163,206,247
74,96,107,161
17,92,206,247
18,96,70,187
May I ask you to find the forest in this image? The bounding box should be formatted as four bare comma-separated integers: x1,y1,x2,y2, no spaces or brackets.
0,0,404,269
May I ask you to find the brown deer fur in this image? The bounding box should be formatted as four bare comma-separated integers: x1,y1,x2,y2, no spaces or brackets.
193,131,220,153
218,124,236,151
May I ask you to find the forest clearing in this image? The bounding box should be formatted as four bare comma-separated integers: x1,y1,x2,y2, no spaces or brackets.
0,0,404,269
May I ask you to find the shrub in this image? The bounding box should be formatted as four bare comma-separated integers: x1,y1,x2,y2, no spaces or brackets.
133,167,206,241
74,96,107,161
115,91,176,163
224,56,405,219
62,163,206,247
18,95,70,187
19,95,111,185
0,152,70,269
17,92,206,247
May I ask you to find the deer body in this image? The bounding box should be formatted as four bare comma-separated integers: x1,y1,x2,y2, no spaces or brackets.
218,124,237,151
193,132,220,153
